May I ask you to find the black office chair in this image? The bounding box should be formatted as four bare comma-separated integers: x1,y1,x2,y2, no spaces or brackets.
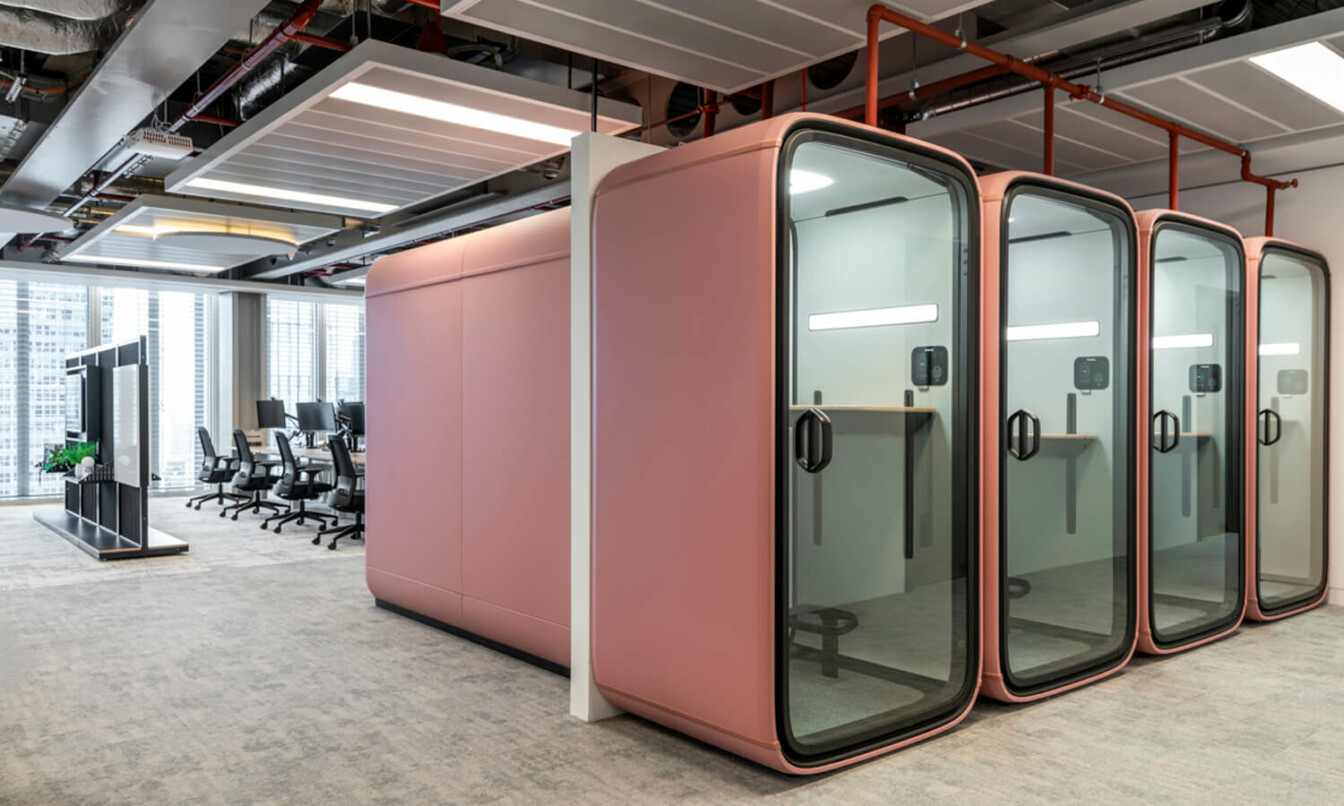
221,429,287,521
187,427,247,510
315,438,363,550
260,433,332,534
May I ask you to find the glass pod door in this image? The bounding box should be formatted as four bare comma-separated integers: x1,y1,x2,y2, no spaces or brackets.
1148,223,1244,646
779,129,977,764
1257,247,1329,615
1000,187,1134,695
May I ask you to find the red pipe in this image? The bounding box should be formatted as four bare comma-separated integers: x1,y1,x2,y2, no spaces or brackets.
800,69,807,112
291,31,354,52
840,63,1011,121
1043,84,1054,176
761,80,775,120
703,89,718,137
184,113,239,128
1264,186,1276,237
1168,129,1179,210
403,0,441,8
864,4,1293,230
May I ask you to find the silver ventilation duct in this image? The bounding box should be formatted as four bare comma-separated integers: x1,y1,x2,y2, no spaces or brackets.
0,7,129,54
0,0,136,20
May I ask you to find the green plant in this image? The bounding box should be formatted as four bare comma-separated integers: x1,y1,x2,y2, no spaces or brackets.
38,441,98,473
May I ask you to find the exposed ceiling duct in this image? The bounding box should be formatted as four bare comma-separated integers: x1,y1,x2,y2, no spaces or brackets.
0,0,139,19
0,4,136,54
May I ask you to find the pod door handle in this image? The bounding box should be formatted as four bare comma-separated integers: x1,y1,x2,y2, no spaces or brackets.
1007,409,1041,461
1258,408,1282,446
1153,410,1181,453
795,408,833,473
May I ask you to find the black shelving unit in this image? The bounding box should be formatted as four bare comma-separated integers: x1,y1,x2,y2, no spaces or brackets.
34,337,188,560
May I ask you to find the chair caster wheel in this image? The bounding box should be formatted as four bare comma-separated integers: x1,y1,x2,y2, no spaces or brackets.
185,501,192,508
328,542,337,550
312,536,321,545
297,518,304,526
194,505,202,511
259,523,267,530
219,511,226,518
274,527,282,534
231,514,239,521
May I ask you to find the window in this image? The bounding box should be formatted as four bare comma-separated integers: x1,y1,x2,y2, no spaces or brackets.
99,288,215,487
267,298,365,409
267,298,317,411
0,280,90,498
324,303,365,402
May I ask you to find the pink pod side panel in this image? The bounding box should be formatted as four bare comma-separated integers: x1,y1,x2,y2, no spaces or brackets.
591,113,982,774
977,171,1139,702
365,209,572,668
1242,236,1330,622
1133,209,1247,654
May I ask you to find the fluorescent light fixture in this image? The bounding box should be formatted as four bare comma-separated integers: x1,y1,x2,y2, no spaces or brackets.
809,303,938,331
1006,320,1100,341
1153,333,1214,349
183,177,397,215
64,254,226,273
331,82,582,146
1250,42,1344,114
1259,342,1302,356
790,170,833,195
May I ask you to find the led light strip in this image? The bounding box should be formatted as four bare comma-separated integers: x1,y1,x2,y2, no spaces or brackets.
1006,320,1100,341
331,82,582,146
184,177,398,215
1259,342,1301,356
1153,333,1214,349
64,254,227,273
808,303,938,331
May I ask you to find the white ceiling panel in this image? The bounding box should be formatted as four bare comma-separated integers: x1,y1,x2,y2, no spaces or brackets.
59,195,343,274
443,0,993,94
1184,61,1344,132
166,41,641,216
1114,78,1290,143
907,8,1344,192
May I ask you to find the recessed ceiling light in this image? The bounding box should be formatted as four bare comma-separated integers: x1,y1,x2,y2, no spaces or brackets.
809,303,938,331
1153,333,1214,349
1250,42,1344,113
1259,342,1301,356
1006,321,1101,341
790,170,833,195
330,81,582,146
183,177,397,215
64,254,227,273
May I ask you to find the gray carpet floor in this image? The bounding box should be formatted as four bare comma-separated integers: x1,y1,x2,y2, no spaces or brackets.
3,498,1344,804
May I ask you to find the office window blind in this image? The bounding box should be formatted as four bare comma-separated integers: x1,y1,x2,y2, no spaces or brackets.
0,280,90,498
267,298,317,411
324,302,365,403
99,288,215,487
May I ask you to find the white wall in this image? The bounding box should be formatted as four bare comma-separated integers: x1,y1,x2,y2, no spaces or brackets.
1130,162,1344,605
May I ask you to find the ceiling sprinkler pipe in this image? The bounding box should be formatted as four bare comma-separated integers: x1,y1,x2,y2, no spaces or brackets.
863,3,1293,230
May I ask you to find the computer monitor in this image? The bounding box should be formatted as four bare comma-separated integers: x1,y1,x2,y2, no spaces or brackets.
338,401,365,436
296,401,336,433
257,399,287,429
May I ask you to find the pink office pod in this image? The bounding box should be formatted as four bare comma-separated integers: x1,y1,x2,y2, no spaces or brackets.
979,172,1139,702
364,208,572,670
590,114,983,773
1244,237,1330,621
1135,210,1247,655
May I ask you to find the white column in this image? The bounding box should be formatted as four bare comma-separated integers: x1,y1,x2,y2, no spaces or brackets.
569,132,663,722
